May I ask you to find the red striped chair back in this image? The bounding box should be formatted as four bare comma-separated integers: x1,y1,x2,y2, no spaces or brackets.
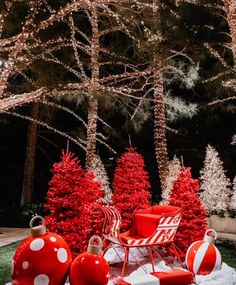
127,211,181,246
153,212,182,243
101,205,122,238
101,205,183,276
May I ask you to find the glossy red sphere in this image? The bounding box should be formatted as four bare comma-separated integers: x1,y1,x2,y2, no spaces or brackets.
12,232,72,285
69,252,109,285
186,241,222,275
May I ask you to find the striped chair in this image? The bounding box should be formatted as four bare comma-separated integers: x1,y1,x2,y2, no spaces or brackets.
101,205,183,276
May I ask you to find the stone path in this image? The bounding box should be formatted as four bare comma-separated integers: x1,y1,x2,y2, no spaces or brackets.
0,228,29,247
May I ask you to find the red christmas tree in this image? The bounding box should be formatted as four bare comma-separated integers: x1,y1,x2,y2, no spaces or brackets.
169,167,207,253
44,150,104,257
112,147,151,231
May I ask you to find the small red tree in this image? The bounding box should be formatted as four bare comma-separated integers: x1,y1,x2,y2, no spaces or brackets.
44,150,103,257
112,147,151,231
169,167,207,253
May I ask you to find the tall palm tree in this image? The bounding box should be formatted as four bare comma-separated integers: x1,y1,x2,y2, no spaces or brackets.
224,0,236,66
86,6,100,169
49,1,147,170
153,62,169,190
21,103,40,206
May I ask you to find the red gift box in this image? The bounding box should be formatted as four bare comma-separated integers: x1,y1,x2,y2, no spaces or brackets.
152,269,194,285
134,205,181,238
116,269,194,285
134,213,161,237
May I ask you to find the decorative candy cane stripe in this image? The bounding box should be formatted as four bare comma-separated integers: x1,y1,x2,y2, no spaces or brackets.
101,203,183,279
101,206,121,238
212,246,222,272
185,241,199,268
193,242,210,274
127,214,181,246
186,241,222,275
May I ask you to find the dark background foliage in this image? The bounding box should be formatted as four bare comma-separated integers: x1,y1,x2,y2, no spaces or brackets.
0,0,235,226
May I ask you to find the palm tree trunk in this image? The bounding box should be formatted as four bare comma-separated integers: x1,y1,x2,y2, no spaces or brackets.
153,63,169,191
224,0,236,67
86,6,99,170
86,95,98,169
20,102,39,206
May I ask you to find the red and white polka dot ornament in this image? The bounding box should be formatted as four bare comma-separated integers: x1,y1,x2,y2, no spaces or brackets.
186,229,222,275
69,235,109,285
12,215,72,285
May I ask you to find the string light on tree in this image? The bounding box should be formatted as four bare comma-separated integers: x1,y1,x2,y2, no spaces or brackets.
90,154,113,204
161,155,181,204
230,176,236,214
0,57,7,71
200,145,232,216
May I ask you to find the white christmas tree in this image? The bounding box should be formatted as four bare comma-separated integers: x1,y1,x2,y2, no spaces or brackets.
90,154,112,204
230,176,236,213
200,145,231,216
161,155,181,204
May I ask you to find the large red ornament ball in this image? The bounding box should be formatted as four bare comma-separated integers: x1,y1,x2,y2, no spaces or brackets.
186,229,222,275
12,216,72,285
69,236,109,285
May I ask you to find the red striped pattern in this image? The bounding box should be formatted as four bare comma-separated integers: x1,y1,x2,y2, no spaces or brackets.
186,241,222,275
127,213,181,246
101,205,122,238
101,205,181,247
101,205,183,276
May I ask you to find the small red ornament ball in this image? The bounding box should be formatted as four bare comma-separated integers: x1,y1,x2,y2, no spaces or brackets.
12,216,72,285
186,230,222,275
69,236,109,285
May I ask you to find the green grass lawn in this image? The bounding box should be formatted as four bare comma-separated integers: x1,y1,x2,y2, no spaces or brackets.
218,244,236,268
0,242,235,284
0,242,20,285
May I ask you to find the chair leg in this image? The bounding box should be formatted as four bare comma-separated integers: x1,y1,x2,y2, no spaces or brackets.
102,244,110,257
172,243,185,258
121,247,129,277
170,243,184,268
148,246,155,272
152,245,175,270
112,245,125,263
101,238,111,256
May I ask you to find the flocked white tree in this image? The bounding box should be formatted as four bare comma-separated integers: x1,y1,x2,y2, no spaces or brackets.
200,144,231,216
90,154,112,204
161,155,181,204
230,176,236,213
